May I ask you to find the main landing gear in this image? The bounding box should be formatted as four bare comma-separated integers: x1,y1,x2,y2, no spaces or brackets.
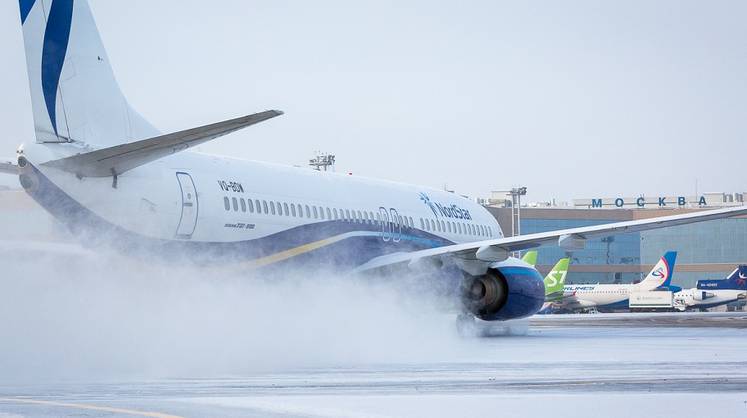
455,313,529,337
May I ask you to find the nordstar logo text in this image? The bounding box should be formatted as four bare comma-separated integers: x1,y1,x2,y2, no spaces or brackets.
419,193,472,220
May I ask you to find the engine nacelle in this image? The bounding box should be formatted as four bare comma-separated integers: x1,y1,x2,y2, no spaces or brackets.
461,260,545,321
693,291,715,301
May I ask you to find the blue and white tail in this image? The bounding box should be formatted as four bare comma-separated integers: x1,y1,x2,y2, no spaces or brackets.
18,0,157,146
697,266,747,290
637,251,677,290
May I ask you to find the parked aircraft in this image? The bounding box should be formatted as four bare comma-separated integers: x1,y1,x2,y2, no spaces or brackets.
674,266,747,310
553,252,677,312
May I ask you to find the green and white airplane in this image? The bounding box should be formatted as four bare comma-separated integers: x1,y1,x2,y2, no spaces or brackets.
543,258,570,302
521,251,570,303
521,250,538,266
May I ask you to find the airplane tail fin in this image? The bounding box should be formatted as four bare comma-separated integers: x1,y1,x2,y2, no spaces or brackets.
698,265,747,290
724,266,747,289
544,257,569,299
18,0,158,146
521,250,538,266
638,251,677,290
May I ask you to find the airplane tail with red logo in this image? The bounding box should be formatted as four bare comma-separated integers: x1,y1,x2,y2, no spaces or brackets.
637,251,677,291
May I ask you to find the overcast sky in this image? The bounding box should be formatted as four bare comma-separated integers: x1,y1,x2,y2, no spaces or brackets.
0,0,745,202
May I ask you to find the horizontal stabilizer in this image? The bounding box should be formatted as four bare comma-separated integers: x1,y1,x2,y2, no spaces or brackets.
43,110,283,177
0,159,19,175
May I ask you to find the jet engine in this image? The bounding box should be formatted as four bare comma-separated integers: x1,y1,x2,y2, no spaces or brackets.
693,291,715,301
461,261,545,321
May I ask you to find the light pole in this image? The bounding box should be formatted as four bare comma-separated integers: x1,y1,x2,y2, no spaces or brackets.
510,187,528,237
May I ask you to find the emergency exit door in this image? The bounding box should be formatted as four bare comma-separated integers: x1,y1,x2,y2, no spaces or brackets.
176,172,198,238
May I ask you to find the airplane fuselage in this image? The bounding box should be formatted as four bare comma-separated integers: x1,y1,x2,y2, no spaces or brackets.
19,143,502,270
674,288,747,310
559,284,638,310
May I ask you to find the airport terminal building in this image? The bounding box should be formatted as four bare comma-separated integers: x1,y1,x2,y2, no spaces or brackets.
487,192,747,289
2,184,745,291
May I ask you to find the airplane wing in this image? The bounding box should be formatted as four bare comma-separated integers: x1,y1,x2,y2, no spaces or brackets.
355,205,747,273
43,110,283,177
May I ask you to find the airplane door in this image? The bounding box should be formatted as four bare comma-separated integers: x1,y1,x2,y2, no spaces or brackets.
176,172,198,238
389,208,401,243
379,207,391,242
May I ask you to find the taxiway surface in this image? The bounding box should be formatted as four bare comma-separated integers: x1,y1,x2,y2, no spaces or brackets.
1,317,746,418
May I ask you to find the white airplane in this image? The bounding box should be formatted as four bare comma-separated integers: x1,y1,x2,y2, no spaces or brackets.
3,0,746,328
553,252,677,312
674,266,747,311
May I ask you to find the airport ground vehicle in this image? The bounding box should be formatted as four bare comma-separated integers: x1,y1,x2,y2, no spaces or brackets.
629,291,674,312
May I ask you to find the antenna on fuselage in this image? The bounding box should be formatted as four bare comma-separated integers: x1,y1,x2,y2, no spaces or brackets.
309,153,336,172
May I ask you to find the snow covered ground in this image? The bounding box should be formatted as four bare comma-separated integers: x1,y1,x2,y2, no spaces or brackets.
0,242,745,417
1,326,745,417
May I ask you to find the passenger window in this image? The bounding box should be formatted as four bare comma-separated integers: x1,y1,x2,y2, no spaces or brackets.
262,200,268,214
313,206,319,219
276,201,283,216
248,199,254,213
363,211,369,223
430,219,436,231
458,223,462,234
447,222,452,233
305,205,311,218
256,199,262,214
284,203,289,216
291,204,297,217
232,197,238,211
326,208,332,219
224,197,230,211
357,211,362,223
345,209,351,221
333,208,338,219
297,204,303,218
240,198,246,212
269,201,276,215
319,206,325,220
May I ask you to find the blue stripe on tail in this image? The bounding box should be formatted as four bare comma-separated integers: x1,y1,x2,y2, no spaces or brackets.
660,251,677,287
19,0,36,24
41,0,74,137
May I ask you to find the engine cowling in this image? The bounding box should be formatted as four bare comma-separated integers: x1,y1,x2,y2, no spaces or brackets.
693,291,715,301
461,262,545,321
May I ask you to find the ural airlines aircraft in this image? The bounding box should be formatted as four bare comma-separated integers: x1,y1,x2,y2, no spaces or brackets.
674,266,747,310
554,252,678,312
3,1,746,328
